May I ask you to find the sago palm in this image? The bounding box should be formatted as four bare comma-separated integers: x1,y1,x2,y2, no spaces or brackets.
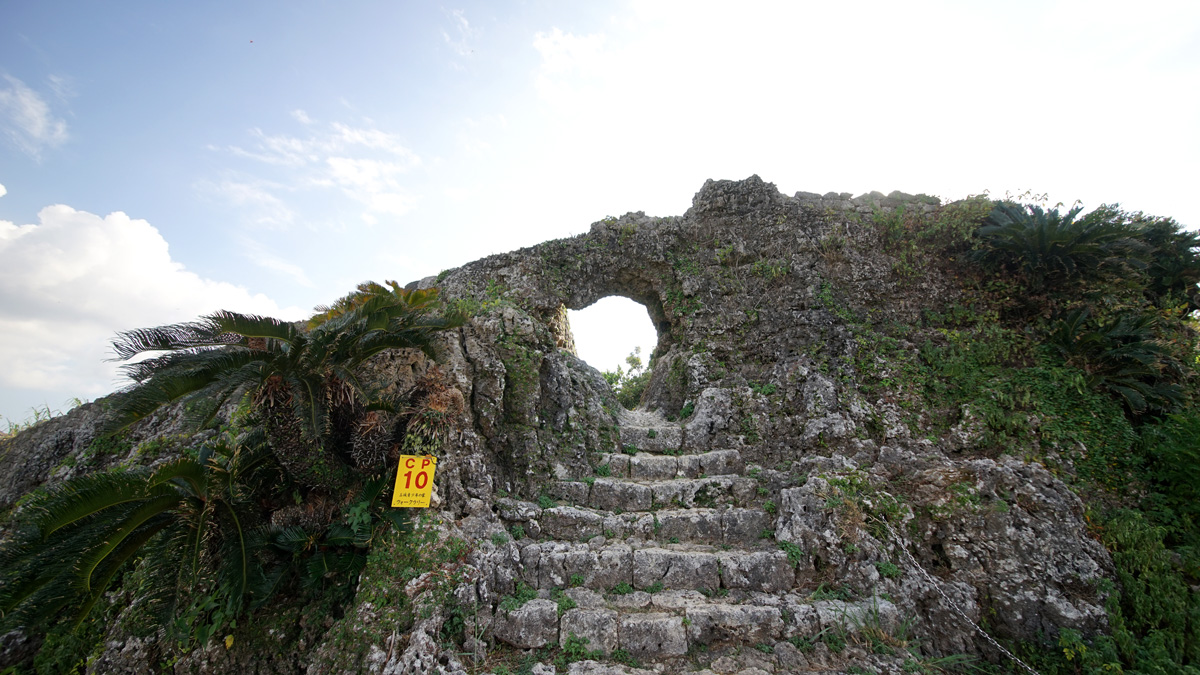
104,283,462,488
1046,308,1184,415
0,438,270,636
974,202,1146,292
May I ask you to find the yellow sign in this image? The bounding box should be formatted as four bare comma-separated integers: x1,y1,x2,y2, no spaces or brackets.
392,455,437,508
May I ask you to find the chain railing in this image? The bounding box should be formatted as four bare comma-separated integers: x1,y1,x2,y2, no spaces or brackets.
871,514,1042,675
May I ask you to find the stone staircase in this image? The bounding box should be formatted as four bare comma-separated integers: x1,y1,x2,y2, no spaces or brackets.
489,411,902,674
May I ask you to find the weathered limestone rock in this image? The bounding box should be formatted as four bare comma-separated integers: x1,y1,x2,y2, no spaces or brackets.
589,479,652,512
0,176,1120,674
685,604,783,645
717,550,795,593
617,614,688,659
493,599,559,649
560,608,619,656
540,506,605,541
632,549,720,590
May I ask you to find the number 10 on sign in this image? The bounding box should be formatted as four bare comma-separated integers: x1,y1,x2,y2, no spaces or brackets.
392,455,437,508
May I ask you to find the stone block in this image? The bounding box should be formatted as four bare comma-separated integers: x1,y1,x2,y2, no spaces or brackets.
698,449,744,476
685,604,782,645
519,543,543,587
560,608,619,656
655,509,724,543
619,426,683,453
493,599,559,649
629,454,678,481
604,512,654,540
497,498,542,522
590,479,652,512
721,508,776,545
596,454,630,478
540,506,604,541
618,613,688,658
718,550,795,593
632,549,719,591
537,544,632,590
549,481,591,505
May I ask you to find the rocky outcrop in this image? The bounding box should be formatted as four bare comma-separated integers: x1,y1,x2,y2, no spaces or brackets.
1,176,1114,674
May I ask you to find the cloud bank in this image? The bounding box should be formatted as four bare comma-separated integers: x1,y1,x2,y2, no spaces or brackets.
0,203,302,420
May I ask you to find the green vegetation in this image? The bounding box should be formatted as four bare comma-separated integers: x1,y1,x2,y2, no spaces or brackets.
104,282,463,488
1,400,89,441
1,280,466,669
498,582,538,612
1,429,265,642
870,198,1200,673
310,516,471,672
972,202,1144,293
779,541,806,566
875,560,901,579
603,347,651,410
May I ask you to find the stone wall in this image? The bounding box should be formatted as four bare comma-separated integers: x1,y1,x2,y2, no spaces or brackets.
0,176,1115,674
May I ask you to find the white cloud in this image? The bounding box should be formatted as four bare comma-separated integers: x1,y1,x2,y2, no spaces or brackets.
215,119,421,226
532,28,606,76
531,28,608,106
0,205,302,411
45,74,76,103
291,108,314,125
517,2,1200,229
0,75,68,159
239,240,315,288
442,9,479,58
0,183,6,198
198,178,296,228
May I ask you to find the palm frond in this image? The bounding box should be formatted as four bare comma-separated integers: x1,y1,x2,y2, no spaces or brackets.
70,516,172,626
22,469,166,538
975,202,1147,292
74,495,182,592
208,310,301,344
110,320,236,361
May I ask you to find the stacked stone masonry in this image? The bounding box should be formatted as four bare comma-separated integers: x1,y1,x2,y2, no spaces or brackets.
490,412,901,669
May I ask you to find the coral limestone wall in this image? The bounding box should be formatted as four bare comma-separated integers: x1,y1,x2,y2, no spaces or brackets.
0,176,1114,675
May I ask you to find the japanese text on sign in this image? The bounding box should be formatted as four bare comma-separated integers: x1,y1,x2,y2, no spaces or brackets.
391,455,437,508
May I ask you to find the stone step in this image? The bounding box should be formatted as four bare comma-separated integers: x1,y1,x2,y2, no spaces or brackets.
595,449,743,480
617,425,683,454
547,475,760,512
492,586,901,661
510,542,799,594
534,505,776,547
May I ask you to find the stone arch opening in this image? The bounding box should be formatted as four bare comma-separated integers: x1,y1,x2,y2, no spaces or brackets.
567,296,661,409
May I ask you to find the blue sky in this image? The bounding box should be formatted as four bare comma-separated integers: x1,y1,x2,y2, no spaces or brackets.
1,0,1198,424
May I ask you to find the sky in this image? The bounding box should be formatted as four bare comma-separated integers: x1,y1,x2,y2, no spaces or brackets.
1,0,1198,424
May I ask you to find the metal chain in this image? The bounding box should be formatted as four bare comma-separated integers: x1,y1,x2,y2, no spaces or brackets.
872,515,1042,675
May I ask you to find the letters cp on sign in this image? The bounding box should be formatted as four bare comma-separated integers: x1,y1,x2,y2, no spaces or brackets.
391,455,437,508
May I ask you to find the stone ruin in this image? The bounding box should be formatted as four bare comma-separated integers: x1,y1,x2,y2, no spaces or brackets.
0,176,1112,675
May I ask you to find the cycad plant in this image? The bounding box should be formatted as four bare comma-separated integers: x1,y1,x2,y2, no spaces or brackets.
306,280,444,328
1133,214,1200,311
0,434,272,639
1046,308,1184,415
105,283,463,489
974,202,1146,293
